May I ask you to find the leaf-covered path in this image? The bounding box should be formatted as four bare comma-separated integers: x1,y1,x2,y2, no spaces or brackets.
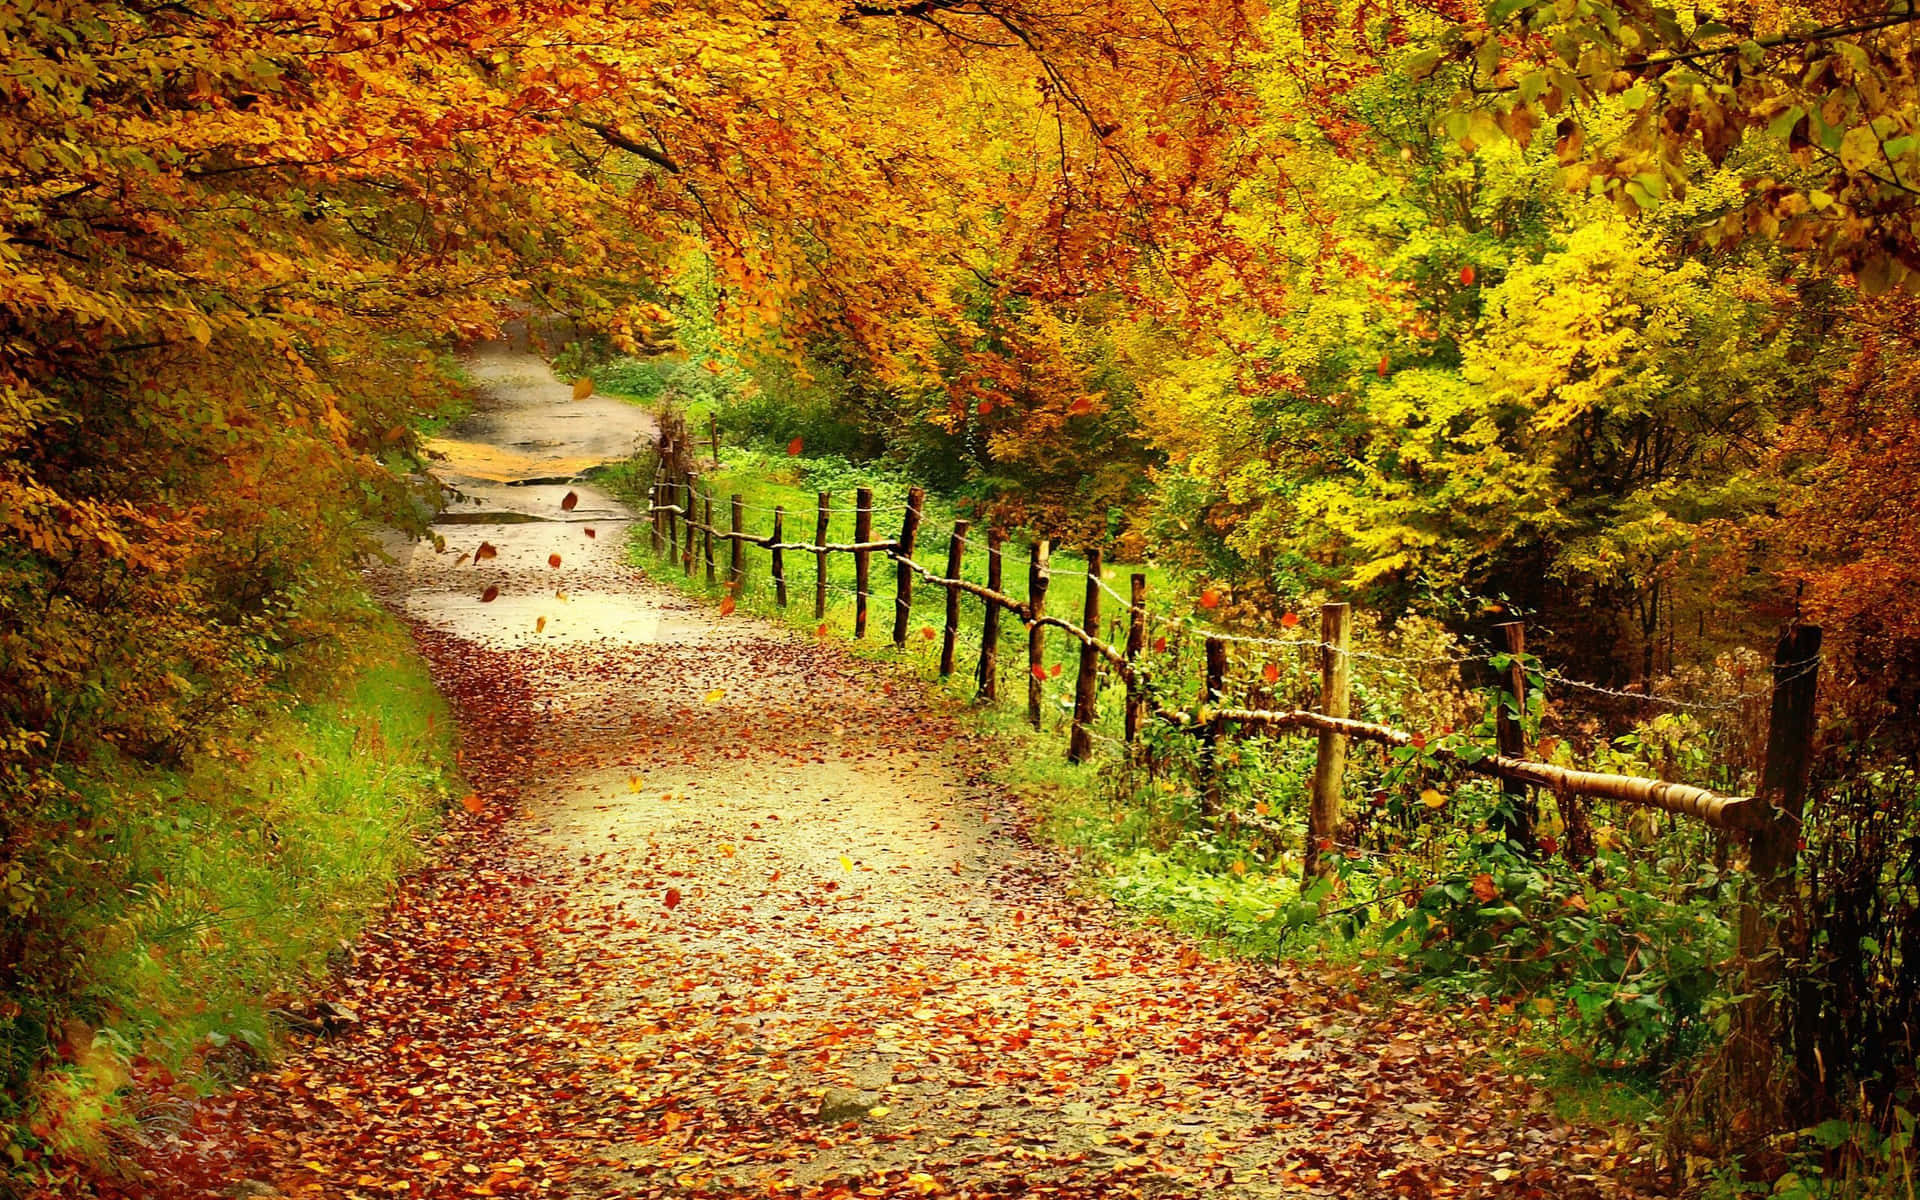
108,347,1644,1200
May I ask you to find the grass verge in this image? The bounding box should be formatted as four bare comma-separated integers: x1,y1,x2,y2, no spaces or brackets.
4,597,458,1181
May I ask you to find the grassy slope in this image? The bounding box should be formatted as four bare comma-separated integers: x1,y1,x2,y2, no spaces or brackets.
12,600,458,1171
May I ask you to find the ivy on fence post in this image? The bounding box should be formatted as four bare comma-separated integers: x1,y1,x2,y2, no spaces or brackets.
1124,573,1147,745
1492,619,1536,851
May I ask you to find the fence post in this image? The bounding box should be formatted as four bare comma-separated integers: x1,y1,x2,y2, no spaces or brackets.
1303,602,1351,881
709,412,720,467
940,520,970,677
648,484,663,553
814,491,830,621
702,489,716,585
1201,637,1227,813
977,526,1003,700
665,470,680,558
771,507,788,607
1124,573,1147,744
1025,539,1050,727
892,487,925,647
1734,624,1823,1092
1067,549,1103,763
853,486,873,638
1493,620,1535,849
728,494,745,588
682,475,697,576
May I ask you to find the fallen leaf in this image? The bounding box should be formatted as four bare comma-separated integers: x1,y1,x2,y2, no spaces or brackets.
548,553,562,568
1199,588,1221,609
787,436,804,455
584,527,596,538
481,585,500,603
1262,662,1280,684
475,542,498,562
704,687,726,703
719,596,737,616
460,793,484,815
1420,787,1446,808
534,616,547,633
663,887,681,909
561,490,579,511
1280,611,1300,629
572,377,593,399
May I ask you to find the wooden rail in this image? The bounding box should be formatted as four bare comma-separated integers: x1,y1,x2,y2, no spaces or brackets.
640,469,1813,879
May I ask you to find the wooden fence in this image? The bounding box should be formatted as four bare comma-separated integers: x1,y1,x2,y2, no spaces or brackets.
641,458,1821,893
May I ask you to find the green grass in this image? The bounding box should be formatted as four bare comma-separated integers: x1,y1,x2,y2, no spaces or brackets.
10,599,458,1170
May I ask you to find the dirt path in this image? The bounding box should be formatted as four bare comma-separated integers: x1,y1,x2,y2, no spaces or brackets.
112,347,1645,1200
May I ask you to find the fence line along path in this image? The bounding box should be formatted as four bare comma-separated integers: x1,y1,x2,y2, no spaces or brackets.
641,456,1820,906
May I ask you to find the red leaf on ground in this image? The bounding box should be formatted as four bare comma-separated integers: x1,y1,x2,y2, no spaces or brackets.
719,596,737,616
585,528,596,538
561,491,579,511
475,542,498,562
787,437,804,456
548,553,562,568
1199,589,1221,609
480,585,499,603
663,887,681,909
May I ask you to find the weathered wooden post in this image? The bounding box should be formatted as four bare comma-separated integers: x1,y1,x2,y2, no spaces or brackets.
682,475,697,576
771,507,788,607
728,494,745,588
1025,539,1050,727
977,526,1004,700
1303,602,1352,881
1124,573,1147,744
709,412,721,467
648,484,663,553
1493,620,1535,849
1735,624,1823,1092
664,470,680,558
813,491,830,621
702,489,716,585
853,486,873,638
1200,637,1227,812
891,487,925,647
1067,549,1103,763
940,520,970,677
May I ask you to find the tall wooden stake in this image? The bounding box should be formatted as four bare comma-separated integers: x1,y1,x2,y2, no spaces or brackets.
728,494,745,588
1735,624,1823,1096
1493,620,1535,849
1200,637,1227,813
892,487,925,647
813,491,830,621
853,486,873,638
1303,602,1352,881
709,412,721,467
682,475,697,576
665,471,680,558
1124,573,1147,744
1067,549,1103,763
977,526,1003,700
648,484,663,553
940,520,970,677
1025,539,1050,727
702,489,716,585
771,507,788,607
